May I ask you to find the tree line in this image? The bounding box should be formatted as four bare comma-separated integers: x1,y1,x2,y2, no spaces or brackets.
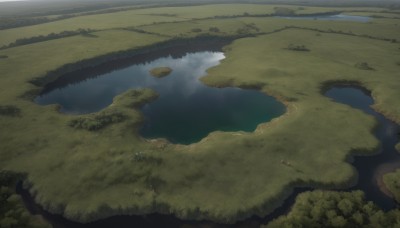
0,28,96,50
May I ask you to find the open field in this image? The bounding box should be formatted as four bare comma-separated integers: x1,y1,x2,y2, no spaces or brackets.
0,2,400,226
1,4,400,47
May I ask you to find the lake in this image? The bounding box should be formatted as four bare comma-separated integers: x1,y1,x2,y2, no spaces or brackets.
35,45,285,144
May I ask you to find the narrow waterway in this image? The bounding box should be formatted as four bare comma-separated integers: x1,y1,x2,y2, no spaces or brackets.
325,85,400,210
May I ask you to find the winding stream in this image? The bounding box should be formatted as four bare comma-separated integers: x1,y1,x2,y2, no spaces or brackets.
325,85,400,210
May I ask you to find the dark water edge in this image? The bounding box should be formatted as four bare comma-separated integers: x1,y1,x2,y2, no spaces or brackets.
16,182,311,228
38,38,233,95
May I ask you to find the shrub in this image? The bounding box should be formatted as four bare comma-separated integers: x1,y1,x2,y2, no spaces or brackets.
383,169,400,203
0,55,8,59
133,151,162,164
355,62,374,70
69,111,125,131
209,27,220,33
286,44,310,52
0,171,50,228
191,28,202,33
273,7,296,16
0,105,21,117
237,23,260,34
265,190,400,228
145,176,166,192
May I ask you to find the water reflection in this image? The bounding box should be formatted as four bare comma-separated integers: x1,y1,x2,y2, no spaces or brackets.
36,51,285,144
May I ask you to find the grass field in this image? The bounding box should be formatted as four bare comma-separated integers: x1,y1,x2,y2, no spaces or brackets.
0,2,400,225
1,4,399,47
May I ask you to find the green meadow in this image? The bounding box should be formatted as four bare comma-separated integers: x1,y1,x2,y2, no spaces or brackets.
0,1,399,226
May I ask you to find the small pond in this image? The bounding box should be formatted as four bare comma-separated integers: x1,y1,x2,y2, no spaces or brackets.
276,14,371,22
35,47,285,144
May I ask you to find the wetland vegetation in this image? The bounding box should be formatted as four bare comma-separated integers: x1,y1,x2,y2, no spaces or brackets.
149,67,173,78
0,0,400,227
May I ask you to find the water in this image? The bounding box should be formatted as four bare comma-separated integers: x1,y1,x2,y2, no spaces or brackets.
276,14,371,23
325,85,400,210
35,50,285,144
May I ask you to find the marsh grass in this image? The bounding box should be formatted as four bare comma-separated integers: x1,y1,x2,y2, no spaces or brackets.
0,105,21,117
149,66,172,78
0,3,399,225
69,111,126,131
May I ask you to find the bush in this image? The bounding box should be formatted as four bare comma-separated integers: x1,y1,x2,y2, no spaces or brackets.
266,190,400,228
273,7,296,16
0,171,50,228
237,23,260,34
209,27,220,33
286,44,310,52
191,28,202,33
133,151,162,165
355,62,374,70
0,105,21,117
383,169,400,203
69,111,125,131
0,55,8,59
145,176,166,193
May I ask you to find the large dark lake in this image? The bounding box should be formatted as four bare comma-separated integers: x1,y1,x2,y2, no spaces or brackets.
35,49,285,144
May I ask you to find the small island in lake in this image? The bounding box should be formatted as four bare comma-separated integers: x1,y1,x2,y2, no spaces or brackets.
149,67,173,78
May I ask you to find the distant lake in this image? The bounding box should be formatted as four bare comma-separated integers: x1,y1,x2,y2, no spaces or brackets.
36,48,285,144
276,14,371,22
